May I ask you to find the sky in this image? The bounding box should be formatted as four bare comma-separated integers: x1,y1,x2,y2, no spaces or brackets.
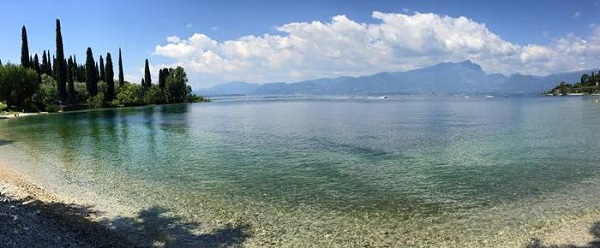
1,0,600,88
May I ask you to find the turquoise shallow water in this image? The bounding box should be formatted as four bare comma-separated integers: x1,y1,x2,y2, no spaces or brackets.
2,95,600,246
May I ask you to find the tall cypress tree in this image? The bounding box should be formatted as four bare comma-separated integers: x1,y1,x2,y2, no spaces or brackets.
99,55,105,82
144,59,151,88
48,53,53,75
33,54,40,73
67,56,76,102
85,47,98,97
95,62,100,81
105,53,115,101
118,48,124,87
41,51,48,73
21,26,30,68
55,19,67,101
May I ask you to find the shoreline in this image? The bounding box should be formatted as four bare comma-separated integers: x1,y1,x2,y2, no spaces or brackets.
0,164,135,247
0,163,250,248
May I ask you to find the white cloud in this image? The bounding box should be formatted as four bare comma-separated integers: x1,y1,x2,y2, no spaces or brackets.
154,11,600,87
573,11,581,18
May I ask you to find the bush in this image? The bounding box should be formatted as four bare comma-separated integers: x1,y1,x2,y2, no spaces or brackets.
186,94,209,103
116,84,143,106
45,104,61,113
87,92,105,109
143,85,165,105
0,64,39,110
33,74,59,111
0,102,7,112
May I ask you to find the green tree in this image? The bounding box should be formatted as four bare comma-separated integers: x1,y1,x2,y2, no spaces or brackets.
116,83,143,106
33,74,60,112
118,48,124,87
165,67,190,103
67,57,76,102
33,54,41,74
99,55,105,82
144,59,152,88
144,85,165,104
0,65,39,109
21,26,30,68
85,47,98,97
55,19,68,102
158,68,169,89
105,53,115,102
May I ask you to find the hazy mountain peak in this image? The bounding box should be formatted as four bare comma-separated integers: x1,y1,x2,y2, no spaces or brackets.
197,61,586,95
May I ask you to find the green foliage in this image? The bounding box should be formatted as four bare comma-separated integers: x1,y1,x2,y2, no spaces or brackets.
85,47,98,97
87,92,105,109
55,19,67,101
116,83,143,106
0,102,7,112
144,59,151,88
97,81,107,95
105,53,115,101
143,85,165,105
165,67,190,103
186,94,209,103
0,64,39,110
33,74,59,110
118,48,124,87
21,26,30,68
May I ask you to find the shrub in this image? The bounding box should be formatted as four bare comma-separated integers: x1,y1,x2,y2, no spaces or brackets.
116,83,143,106
33,74,59,110
87,92,105,109
45,104,61,113
0,64,39,109
143,85,165,105
0,102,7,112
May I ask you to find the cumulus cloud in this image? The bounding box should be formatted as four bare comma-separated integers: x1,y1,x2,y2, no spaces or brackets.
154,11,600,87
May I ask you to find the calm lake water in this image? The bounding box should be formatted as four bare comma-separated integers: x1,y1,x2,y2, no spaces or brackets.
2,95,600,246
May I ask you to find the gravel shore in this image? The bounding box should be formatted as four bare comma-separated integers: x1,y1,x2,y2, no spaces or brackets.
0,166,250,248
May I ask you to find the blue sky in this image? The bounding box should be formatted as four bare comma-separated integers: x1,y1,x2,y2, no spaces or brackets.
1,0,599,88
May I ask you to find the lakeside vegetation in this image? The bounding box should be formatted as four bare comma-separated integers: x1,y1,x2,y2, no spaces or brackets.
0,19,207,114
545,71,600,95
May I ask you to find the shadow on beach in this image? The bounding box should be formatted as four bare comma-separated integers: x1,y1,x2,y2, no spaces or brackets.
527,222,600,248
0,192,250,248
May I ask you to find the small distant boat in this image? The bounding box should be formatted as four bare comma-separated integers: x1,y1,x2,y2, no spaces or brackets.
567,93,585,96
544,94,554,96
379,96,388,100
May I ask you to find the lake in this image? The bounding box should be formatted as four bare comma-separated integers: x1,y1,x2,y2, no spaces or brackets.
2,95,600,247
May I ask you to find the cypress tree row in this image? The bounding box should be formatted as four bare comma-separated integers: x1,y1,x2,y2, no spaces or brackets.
118,48,124,87
99,55,105,82
144,59,151,88
85,48,98,97
21,26,30,68
105,53,115,101
55,19,68,101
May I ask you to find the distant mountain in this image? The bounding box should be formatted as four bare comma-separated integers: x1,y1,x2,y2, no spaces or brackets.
196,61,592,95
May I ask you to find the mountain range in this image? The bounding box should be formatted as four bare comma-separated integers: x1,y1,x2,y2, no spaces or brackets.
196,60,593,96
